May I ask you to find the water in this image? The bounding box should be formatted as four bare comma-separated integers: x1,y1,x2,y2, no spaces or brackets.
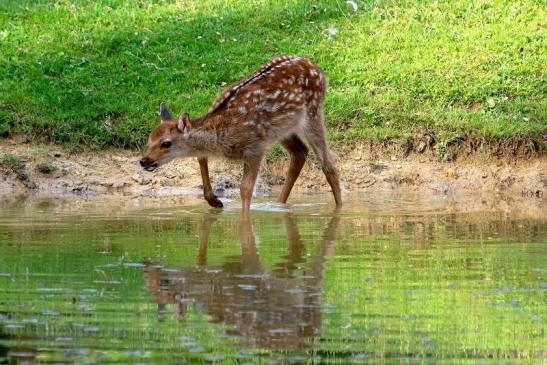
0,194,545,364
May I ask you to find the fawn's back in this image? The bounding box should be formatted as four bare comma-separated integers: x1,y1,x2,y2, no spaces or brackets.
195,55,327,152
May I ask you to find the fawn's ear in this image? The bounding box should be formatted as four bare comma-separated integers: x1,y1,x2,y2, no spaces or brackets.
160,103,172,122
177,113,191,134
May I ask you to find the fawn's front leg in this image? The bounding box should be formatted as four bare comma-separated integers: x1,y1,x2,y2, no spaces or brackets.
198,157,223,208
240,152,264,216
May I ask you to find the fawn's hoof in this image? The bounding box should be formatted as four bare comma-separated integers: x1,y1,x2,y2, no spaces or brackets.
207,197,224,208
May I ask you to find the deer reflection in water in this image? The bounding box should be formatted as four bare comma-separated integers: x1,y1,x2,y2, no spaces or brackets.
143,213,340,349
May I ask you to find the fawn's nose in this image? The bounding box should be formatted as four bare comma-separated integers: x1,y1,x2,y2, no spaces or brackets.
139,157,151,167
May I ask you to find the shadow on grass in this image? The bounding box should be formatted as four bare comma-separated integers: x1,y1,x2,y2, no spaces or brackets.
0,1,352,148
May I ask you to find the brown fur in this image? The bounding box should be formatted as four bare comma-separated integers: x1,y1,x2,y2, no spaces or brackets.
141,56,342,215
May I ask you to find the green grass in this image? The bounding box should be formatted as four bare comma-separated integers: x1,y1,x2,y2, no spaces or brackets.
36,161,56,174
0,153,22,168
0,0,545,149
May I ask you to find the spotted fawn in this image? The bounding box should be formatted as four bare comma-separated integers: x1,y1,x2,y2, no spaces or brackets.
140,56,341,215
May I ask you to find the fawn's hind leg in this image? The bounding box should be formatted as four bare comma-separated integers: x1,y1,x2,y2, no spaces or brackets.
303,106,342,207
278,134,309,204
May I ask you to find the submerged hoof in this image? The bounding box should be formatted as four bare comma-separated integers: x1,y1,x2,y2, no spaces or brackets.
207,197,224,208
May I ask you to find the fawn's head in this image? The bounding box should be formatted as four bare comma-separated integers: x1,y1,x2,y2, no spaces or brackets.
140,103,193,172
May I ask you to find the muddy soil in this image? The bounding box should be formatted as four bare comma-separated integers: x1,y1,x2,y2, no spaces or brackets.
0,138,545,203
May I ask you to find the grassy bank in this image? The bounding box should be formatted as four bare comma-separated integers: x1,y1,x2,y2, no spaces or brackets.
0,0,545,150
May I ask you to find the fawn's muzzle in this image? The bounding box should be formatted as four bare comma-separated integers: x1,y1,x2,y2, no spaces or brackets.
139,157,158,171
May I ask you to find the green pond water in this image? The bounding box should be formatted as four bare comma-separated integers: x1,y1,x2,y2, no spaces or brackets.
0,194,545,364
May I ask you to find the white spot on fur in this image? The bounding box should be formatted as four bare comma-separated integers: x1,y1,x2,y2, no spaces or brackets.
271,115,286,123
239,106,247,115
260,103,280,113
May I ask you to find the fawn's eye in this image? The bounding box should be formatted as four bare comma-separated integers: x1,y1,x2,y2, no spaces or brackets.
160,141,172,149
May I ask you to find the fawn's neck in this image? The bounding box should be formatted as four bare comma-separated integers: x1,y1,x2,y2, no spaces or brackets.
187,113,224,156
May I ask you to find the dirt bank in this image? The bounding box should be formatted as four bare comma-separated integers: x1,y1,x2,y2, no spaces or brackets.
0,137,545,201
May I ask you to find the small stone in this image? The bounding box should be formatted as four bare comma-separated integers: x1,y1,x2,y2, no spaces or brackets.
268,175,285,185
443,168,459,179
113,181,128,189
416,141,427,153
223,180,235,189
72,186,88,195
131,174,150,185
395,164,402,169
346,1,358,12
160,179,175,187
482,173,488,179
391,156,397,161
